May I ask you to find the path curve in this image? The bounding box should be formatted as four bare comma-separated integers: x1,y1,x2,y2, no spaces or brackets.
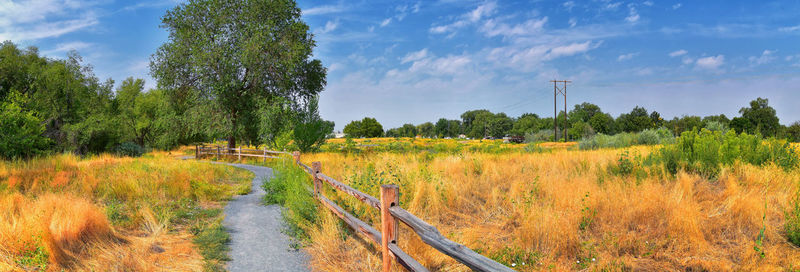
220,162,310,272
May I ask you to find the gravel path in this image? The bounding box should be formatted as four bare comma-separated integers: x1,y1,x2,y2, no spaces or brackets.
221,163,310,272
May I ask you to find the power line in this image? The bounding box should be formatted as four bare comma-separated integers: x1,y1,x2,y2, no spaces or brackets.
551,80,570,142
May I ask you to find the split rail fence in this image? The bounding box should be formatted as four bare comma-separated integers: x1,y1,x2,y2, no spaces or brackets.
195,145,290,162
291,152,514,272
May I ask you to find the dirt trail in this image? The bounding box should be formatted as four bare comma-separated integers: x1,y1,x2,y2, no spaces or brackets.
220,163,309,272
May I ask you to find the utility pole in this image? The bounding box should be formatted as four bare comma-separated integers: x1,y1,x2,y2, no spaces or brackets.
550,80,571,142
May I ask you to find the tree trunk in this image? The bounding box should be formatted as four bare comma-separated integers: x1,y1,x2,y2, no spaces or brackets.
228,112,237,152
228,135,236,152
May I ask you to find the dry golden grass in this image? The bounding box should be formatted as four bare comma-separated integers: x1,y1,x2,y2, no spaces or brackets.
298,145,800,271
0,152,252,271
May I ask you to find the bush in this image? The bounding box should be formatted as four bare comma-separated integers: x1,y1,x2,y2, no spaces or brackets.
114,142,145,157
262,159,318,243
0,95,51,159
786,194,800,247
579,128,674,150
649,129,799,178
525,129,555,143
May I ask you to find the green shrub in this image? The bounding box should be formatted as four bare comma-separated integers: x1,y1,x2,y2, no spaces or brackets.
525,129,554,143
787,193,800,247
262,159,318,243
649,129,799,178
114,142,145,157
0,94,51,159
579,128,673,150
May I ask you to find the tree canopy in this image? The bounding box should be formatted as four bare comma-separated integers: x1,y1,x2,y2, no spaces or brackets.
343,117,384,138
150,0,326,149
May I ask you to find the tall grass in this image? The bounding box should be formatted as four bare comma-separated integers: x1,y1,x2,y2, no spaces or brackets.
262,159,319,244
648,129,799,178
0,152,252,271
289,143,800,271
579,128,674,150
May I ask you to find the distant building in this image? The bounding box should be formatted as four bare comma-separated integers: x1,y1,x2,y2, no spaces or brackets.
334,131,345,138
458,134,467,139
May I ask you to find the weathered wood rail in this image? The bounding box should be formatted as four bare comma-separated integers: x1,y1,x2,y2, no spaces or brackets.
292,152,514,272
195,145,289,162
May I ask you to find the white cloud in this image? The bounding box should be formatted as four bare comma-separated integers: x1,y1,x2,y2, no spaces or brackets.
408,55,471,75
563,1,575,11
380,18,392,27
568,18,577,28
604,2,622,10
468,1,497,22
672,3,682,9
779,25,800,32
625,6,640,23
319,20,339,34
481,17,548,37
400,48,429,64
643,1,654,6
430,1,496,34
636,67,653,75
682,57,694,65
695,55,725,70
669,49,687,57
0,0,99,41
42,41,93,55
303,4,346,16
617,52,639,61
748,50,776,65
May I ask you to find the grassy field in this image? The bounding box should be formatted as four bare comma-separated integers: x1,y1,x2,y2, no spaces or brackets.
0,150,252,271
271,136,800,271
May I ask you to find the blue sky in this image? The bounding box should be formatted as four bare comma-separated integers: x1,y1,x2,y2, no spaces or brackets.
2,0,800,130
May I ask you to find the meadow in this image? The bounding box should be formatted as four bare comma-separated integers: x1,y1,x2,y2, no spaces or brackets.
269,133,800,271
0,150,252,271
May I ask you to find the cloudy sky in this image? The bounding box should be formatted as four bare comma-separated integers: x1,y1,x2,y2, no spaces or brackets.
2,0,800,130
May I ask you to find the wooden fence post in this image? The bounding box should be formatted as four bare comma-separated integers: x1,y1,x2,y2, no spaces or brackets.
195,145,199,159
312,162,322,197
216,145,220,160
238,146,242,161
380,184,400,272
263,146,267,163
292,151,301,165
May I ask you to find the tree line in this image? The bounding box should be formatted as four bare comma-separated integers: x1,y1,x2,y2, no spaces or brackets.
0,0,334,160
344,98,800,142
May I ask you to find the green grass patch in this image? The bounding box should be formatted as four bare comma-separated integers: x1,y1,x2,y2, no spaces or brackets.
262,159,318,244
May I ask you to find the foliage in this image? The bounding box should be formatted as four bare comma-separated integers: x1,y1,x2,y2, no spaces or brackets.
649,129,799,178
343,117,383,138
525,129,555,143
434,118,462,138
150,0,326,149
416,122,435,138
616,106,655,132
293,97,334,152
193,220,231,271
736,97,781,137
0,93,51,159
262,159,318,243
786,192,800,247
786,122,800,142
579,128,674,150
114,142,145,157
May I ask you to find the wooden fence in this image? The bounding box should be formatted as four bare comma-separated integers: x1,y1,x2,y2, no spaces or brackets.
292,152,514,272
195,145,289,162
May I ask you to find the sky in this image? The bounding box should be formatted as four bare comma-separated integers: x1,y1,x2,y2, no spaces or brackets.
2,0,800,131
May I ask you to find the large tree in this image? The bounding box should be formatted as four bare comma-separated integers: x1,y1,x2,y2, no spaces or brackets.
150,0,326,149
343,117,383,138
737,97,780,137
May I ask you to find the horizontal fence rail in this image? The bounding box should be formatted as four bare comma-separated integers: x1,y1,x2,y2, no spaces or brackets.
292,152,514,272
195,145,289,162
